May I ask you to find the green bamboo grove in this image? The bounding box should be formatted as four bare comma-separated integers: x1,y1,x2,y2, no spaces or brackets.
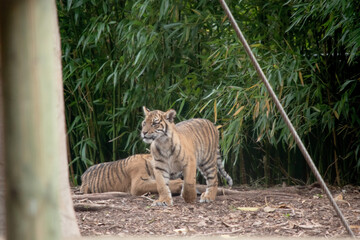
57,0,360,186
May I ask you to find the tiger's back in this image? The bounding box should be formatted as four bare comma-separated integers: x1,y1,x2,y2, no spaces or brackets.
80,154,153,194
80,153,183,196
176,118,232,186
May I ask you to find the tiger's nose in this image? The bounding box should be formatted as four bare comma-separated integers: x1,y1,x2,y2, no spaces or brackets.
142,131,148,135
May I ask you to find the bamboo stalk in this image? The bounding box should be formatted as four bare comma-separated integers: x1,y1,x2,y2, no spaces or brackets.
112,82,117,161
239,148,247,184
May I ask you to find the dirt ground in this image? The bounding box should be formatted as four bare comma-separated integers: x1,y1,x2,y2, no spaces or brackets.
72,184,360,238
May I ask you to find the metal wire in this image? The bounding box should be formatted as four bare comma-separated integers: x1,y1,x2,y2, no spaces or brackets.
219,0,355,237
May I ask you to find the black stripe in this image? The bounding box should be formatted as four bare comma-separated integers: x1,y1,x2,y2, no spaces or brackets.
102,164,110,192
107,162,117,189
120,159,127,177
155,157,166,164
155,144,165,157
89,164,102,192
163,121,168,136
202,163,215,174
87,168,97,193
108,162,117,188
113,161,123,182
188,124,203,149
81,168,91,187
179,154,186,164
95,163,106,193
145,160,152,177
195,121,208,151
170,145,176,155
123,156,130,167
202,120,215,160
86,165,99,189
200,157,213,170
205,175,216,180
174,145,182,159
169,131,175,155
207,121,217,149
155,166,169,173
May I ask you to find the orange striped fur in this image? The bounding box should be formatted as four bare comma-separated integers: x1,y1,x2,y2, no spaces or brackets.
141,107,233,206
80,154,183,196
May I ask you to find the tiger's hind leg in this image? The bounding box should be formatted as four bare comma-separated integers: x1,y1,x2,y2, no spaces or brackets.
198,156,218,203
130,178,183,196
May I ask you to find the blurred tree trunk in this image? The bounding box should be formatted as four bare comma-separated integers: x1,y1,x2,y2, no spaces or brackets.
0,0,79,239
0,36,5,237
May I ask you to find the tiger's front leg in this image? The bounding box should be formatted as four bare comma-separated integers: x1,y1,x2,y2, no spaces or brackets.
152,165,173,206
181,158,197,203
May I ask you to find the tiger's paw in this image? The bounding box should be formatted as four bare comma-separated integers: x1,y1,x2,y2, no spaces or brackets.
151,198,173,207
199,192,215,203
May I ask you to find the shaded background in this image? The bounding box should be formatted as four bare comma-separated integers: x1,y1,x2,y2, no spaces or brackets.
57,0,360,187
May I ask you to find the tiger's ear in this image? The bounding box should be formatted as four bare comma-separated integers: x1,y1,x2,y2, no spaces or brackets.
143,106,150,115
164,109,176,123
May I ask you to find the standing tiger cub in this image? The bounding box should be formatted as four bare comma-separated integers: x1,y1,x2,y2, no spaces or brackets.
141,106,233,206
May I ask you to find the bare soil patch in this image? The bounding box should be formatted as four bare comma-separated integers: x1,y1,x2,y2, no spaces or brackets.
72,185,360,237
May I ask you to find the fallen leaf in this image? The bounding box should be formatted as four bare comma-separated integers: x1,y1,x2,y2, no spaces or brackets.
296,224,314,229
197,220,207,227
334,193,343,201
252,221,262,227
236,207,259,212
263,206,276,213
222,221,240,228
173,227,188,235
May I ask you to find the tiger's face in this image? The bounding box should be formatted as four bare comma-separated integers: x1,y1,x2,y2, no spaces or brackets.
141,106,176,144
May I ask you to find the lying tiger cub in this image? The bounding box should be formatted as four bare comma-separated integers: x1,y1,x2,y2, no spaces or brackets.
80,154,183,195
141,106,233,206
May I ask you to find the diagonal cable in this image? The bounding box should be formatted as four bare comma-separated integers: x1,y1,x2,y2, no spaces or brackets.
218,0,355,237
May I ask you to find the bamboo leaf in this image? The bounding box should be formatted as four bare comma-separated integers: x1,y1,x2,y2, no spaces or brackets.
339,80,355,92
233,106,244,117
298,71,304,86
253,101,260,120
191,9,201,16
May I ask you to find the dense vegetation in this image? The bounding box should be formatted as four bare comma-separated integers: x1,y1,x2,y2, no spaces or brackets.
57,0,360,186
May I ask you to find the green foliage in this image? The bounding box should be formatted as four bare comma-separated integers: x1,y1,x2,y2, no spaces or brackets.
58,0,360,186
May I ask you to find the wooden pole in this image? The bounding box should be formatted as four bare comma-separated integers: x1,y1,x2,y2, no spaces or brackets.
0,29,5,237
51,3,81,238
218,0,355,237
0,0,79,239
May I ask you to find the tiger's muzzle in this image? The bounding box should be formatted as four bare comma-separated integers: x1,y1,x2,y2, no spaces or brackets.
141,132,155,144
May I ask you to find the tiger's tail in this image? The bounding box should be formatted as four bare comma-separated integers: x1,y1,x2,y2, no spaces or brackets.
216,147,233,187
